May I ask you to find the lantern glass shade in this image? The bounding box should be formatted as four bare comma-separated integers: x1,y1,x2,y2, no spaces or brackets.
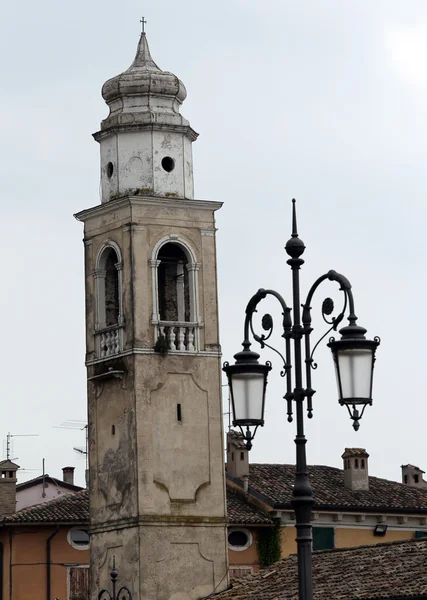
332,345,375,405
230,371,266,425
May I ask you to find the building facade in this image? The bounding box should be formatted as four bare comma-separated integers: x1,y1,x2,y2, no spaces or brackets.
75,31,228,600
226,436,427,569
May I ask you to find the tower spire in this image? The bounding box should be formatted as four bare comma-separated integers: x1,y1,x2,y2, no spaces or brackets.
128,28,159,71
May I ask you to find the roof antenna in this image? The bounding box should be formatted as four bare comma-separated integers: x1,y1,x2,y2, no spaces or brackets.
4,431,39,461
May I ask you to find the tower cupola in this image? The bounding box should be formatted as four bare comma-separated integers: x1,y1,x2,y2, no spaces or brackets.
94,32,198,203
101,33,189,129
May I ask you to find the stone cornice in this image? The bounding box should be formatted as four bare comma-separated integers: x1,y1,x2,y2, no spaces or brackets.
92,123,199,143
90,514,226,534
74,196,223,223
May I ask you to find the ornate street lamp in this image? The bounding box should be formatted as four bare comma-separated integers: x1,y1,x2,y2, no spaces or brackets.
97,557,132,600
223,200,379,600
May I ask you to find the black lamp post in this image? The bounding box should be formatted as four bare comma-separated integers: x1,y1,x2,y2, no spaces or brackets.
97,557,132,600
223,200,379,600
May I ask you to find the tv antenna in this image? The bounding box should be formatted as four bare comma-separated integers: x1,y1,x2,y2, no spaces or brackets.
53,420,88,473
4,431,39,461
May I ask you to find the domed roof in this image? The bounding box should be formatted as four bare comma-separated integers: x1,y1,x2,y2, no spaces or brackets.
99,33,191,133
102,33,187,104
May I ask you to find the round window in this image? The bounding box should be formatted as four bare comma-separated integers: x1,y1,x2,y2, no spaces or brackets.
68,528,90,550
228,528,252,551
161,156,175,172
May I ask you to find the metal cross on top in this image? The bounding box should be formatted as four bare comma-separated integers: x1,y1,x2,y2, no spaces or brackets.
140,16,147,33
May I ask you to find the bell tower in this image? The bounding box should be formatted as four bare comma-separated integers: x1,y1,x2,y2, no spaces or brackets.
75,31,229,600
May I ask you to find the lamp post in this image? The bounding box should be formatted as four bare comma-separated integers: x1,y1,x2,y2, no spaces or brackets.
223,200,379,600
97,557,132,600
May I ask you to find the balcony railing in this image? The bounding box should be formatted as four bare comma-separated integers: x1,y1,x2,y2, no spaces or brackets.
157,321,200,352
95,325,123,358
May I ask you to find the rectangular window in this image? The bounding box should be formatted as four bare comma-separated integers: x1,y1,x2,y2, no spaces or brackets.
415,531,426,538
177,404,182,422
312,527,335,551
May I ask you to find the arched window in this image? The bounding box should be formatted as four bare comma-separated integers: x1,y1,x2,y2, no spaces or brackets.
151,236,201,352
158,243,190,322
94,242,124,358
104,248,120,326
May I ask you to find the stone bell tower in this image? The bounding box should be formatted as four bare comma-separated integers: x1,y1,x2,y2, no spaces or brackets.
75,31,229,600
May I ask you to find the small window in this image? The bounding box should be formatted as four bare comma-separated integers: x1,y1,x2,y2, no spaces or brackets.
177,404,182,422
68,528,90,550
313,527,334,551
111,425,115,435
355,459,359,468
361,459,365,468
161,156,175,172
240,452,244,461
231,452,234,461
415,474,420,484
228,528,252,551
404,475,408,484
415,531,427,538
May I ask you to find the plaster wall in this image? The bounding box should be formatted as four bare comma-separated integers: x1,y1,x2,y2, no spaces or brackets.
16,481,76,511
98,131,194,203
228,530,260,571
279,524,417,559
335,527,413,548
0,526,89,600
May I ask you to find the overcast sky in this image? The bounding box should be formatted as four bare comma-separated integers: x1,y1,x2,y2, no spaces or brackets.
1,1,427,488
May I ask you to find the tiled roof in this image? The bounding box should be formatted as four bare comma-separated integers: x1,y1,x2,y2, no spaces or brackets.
16,474,83,492
4,489,89,524
227,491,273,525
213,538,427,599
3,487,269,526
247,464,427,512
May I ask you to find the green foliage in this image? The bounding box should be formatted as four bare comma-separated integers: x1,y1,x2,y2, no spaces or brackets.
257,518,281,567
154,333,168,355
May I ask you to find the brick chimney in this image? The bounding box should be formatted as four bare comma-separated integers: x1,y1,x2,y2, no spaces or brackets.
342,448,369,491
226,430,249,480
0,460,19,515
62,466,75,486
401,464,427,488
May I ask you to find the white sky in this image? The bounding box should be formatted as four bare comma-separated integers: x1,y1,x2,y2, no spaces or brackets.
1,1,427,488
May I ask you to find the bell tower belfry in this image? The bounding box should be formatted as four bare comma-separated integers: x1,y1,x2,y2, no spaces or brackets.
75,31,229,600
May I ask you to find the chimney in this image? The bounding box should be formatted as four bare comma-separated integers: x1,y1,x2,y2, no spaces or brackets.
0,460,19,515
62,466,75,486
342,448,369,491
401,464,427,488
226,430,249,480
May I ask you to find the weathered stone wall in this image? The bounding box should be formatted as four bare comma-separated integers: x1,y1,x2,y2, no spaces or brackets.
79,196,228,600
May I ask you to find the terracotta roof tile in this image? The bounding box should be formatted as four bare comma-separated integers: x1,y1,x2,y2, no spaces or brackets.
227,492,273,525
213,538,427,599
4,488,268,527
4,489,89,524
247,464,427,512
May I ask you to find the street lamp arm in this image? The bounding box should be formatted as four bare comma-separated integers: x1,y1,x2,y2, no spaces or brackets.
302,269,355,329
243,288,292,377
244,288,292,343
